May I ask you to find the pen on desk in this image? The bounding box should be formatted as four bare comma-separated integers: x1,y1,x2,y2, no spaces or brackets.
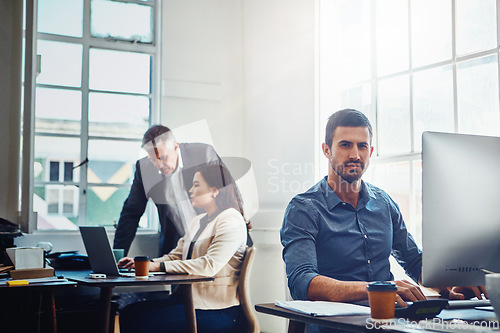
7,280,29,286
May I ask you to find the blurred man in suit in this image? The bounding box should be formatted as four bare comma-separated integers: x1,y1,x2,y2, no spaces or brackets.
114,125,234,256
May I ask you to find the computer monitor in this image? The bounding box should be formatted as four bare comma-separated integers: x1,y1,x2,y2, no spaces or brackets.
422,131,500,288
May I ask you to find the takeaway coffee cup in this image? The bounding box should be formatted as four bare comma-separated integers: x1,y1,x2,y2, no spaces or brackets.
134,256,150,278
367,281,398,321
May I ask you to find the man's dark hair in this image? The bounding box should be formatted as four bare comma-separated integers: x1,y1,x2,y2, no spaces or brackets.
325,109,373,148
142,125,172,147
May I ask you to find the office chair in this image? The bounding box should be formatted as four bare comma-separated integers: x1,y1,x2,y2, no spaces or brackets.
238,246,260,333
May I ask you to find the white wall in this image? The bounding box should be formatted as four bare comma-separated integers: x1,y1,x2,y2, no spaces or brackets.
12,1,317,331
242,1,316,332
161,0,244,157
161,1,316,332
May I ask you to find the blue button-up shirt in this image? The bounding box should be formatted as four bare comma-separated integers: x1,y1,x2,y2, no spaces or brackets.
281,177,422,301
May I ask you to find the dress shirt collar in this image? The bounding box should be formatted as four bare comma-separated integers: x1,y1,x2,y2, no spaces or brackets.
173,145,184,173
323,176,376,211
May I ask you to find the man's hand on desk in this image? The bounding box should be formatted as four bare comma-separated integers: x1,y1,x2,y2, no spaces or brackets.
395,280,427,308
438,286,489,300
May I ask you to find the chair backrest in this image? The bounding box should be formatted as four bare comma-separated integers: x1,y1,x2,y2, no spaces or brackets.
238,246,260,333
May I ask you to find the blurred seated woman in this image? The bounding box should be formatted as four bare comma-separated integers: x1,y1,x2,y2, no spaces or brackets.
117,164,247,333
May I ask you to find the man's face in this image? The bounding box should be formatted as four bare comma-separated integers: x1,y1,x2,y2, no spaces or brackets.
146,141,179,175
323,126,374,183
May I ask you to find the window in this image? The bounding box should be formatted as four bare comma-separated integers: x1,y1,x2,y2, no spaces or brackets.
320,0,500,246
29,0,160,230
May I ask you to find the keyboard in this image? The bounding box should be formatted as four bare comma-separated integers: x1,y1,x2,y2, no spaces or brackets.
447,299,491,309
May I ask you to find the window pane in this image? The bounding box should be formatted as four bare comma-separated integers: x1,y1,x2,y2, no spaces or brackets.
340,84,377,155
63,188,75,214
36,40,82,87
47,188,58,213
457,55,500,136
64,162,74,182
332,0,371,84
38,0,83,37
413,66,454,150
87,139,140,185
49,161,59,181
35,88,81,135
377,75,411,155
34,136,81,182
411,0,451,67
413,160,422,247
376,0,409,76
89,49,151,94
456,0,497,56
91,0,153,43
340,84,372,117
371,162,411,227
89,92,150,139
35,185,79,230
87,185,132,226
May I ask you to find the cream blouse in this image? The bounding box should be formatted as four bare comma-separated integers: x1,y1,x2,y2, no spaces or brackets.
152,208,247,310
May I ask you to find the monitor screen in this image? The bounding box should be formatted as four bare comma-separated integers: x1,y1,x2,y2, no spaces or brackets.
422,131,500,288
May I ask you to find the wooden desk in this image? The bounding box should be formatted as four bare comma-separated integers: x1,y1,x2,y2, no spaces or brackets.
256,303,500,333
0,279,77,333
64,271,214,333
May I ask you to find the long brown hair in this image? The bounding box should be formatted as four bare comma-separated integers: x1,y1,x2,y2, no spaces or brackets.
196,164,244,217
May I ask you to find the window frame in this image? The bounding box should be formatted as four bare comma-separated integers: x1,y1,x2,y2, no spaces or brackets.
21,0,162,232
319,0,500,247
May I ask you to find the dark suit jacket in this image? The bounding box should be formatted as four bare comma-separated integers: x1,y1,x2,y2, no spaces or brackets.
113,143,224,256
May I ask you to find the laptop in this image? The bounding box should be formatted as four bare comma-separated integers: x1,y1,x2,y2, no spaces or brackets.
79,226,133,277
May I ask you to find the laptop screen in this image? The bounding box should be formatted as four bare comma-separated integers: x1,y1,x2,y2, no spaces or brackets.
79,226,121,276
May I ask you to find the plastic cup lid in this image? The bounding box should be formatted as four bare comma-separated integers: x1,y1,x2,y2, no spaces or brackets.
134,256,150,262
367,281,398,291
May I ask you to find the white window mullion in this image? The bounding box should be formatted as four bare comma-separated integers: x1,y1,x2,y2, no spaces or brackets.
79,0,91,225
146,0,160,229
497,0,500,126
150,0,161,124
58,186,63,215
408,0,415,153
451,0,459,133
371,0,379,154
21,0,38,233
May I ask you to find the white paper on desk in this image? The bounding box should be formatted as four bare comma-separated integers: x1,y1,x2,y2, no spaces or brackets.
6,247,44,269
275,300,371,317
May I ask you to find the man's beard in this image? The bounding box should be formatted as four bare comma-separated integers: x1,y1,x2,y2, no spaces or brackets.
330,158,365,183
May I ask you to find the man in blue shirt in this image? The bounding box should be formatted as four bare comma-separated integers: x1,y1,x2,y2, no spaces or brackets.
281,109,426,311
281,109,486,332
281,110,484,327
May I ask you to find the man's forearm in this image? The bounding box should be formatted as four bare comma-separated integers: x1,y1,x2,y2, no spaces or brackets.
308,275,369,302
